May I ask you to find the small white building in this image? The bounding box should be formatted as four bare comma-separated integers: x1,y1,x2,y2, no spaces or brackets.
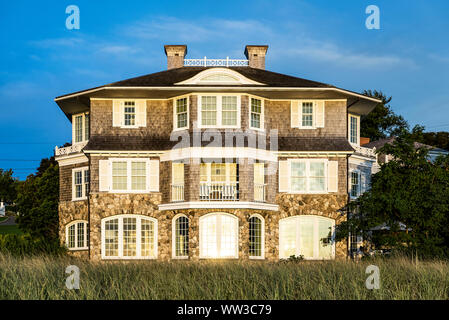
0,202,5,217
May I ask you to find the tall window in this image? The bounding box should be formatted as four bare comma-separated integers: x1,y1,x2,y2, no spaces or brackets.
72,168,89,200
200,95,240,128
200,163,238,200
66,221,88,250
124,101,136,126
279,216,335,260
199,213,238,259
173,215,189,258
102,215,157,259
290,160,326,193
175,98,188,129
111,159,148,192
350,116,358,144
249,215,264,258
250,98,262,129
302,102,314,127
350,171,360,198
73,112,90,143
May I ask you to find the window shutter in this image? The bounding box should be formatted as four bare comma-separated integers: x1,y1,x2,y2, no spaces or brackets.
99,160,110,192
71,115,76,144
360,172,366,194
278,160,290,192
172,163,184,185
254,163,265,185
315,101,325,128
149,160,160,192
327,161,338,192
136,100,147,127
291,101,300,128
113,100,122,127
72,170,76,200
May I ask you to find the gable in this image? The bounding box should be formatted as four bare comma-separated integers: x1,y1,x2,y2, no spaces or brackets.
175,68,265,85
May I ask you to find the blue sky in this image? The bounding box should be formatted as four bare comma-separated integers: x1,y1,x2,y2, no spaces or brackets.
1,0,449,179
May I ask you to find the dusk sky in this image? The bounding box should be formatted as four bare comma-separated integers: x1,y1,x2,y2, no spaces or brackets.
1,0,448,179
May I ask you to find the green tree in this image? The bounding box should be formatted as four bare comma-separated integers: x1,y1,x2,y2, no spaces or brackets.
0,169,17,204
15,158,59,239
336,128,449,258
361,90,409,141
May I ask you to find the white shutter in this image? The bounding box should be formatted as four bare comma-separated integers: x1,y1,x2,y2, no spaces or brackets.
254,163,265,185
136,100,147,127
291,101,300,128
71,115,76,144
327,161,338,193
149,160,160,192
279,160,290,192
172,163,184,185
99,160,110,192
113,100,122,127
71,170,76,200
315,101,325,128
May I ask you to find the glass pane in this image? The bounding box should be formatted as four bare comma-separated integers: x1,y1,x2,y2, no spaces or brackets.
309,177,325,191
249,217,262,257
112,162,127,190
68,224,75,248
251,113,260,128
141,219,155,258
201,96,217,126
175,216,189,257
131,162,146,190
211,163,226,182
310,162,324,176
75,115,83,143
318,218,333,259
291,177,306,192
350,117,358,144
299,217,314,258
77,222,85,248
200,163,208,182
222,96,237,126
220,215,237,257
105,219,119,257
124,101,136,126
123,217,136,257
84,114,90,140
291,162,306,176
280,219,296,258
201,215,218,258
302,102,313,127
176,98,188,128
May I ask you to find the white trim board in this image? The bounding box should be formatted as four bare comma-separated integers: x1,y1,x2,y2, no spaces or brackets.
158,201,279,211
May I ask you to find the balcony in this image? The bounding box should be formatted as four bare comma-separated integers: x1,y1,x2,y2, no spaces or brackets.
55,141,88,157
200,182,239,201
171,184,185,202
254,184,267,202
352,145,377,158
184,57,249,67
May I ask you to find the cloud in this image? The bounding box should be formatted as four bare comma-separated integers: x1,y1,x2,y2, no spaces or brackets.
428,53,449,63
97,45,139,55
29,37,85,48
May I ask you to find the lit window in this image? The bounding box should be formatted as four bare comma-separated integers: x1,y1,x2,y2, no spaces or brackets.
279,216,334,260
72,168,89,200
176,98,188,129
66,221,88,250
102,215,157,259
290,160,326,193
249,215,264,258
199,213,238,258
350,171,360,198
302,102,314,127
250,98,262,129
173,215,189,258
350,116,358,144
124,101,136,126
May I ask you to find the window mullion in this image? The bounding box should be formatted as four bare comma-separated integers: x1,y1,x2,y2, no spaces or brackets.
136,218,141,258
118,218,123,258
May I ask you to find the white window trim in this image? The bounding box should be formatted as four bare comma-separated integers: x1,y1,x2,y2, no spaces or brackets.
109,158,150,193
66,220,88,250
349,170,361,199
173,95,190,131
248,95,265,132
198,94,241,129
101,214,158,260
288,159,328,194
279,215,335,260
171,213,189,259
249,214,265,260
348,114,360,146
291,100,318,129
120,100,139,129
72,112,89,144
199,212,239,259
72,166,89,201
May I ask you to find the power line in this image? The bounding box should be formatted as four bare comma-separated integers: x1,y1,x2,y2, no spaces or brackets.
0,159,42,161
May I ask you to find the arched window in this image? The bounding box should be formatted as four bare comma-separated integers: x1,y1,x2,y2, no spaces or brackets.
249,215,265,259
279,215,335,260
199,213,238,259
66,220,88,250
172,214,189,258
101,215,157,259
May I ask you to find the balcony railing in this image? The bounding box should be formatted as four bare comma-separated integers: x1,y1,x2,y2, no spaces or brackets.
184,57,249,67
55,141,88,157
171,184,184,202
254,184,267,202
352,145,377,158
200,182,239,201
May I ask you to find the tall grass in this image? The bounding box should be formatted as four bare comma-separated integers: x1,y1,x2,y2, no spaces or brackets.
0,253,448,300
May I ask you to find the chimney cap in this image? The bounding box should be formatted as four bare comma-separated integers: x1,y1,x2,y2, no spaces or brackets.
164,45,188,56
244,45,268,58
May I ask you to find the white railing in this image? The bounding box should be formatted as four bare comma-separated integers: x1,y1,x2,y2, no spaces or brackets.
171,184,184,202
200,182,239,201
353,145,377,158
55,141,88,157
184,57,249,67
254,184,267,202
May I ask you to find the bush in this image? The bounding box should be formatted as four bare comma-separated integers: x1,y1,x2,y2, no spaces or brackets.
0,234,66,256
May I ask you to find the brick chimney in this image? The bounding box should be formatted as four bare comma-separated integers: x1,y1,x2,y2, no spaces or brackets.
360,137,371,146
244,45,268,69
164,45,187,70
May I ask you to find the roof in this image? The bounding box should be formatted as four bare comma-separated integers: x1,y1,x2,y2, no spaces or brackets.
84,135,354,153
363,137,448,153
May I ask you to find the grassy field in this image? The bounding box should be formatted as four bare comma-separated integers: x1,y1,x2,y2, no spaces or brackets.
0,225,23,235
0,253,448,300
0,217,7,223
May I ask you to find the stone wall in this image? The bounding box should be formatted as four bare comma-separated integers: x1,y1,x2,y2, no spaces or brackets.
59,161,89,202
59,200,89,257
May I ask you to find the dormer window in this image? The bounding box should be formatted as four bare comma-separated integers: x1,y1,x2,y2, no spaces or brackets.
72,112,89,144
